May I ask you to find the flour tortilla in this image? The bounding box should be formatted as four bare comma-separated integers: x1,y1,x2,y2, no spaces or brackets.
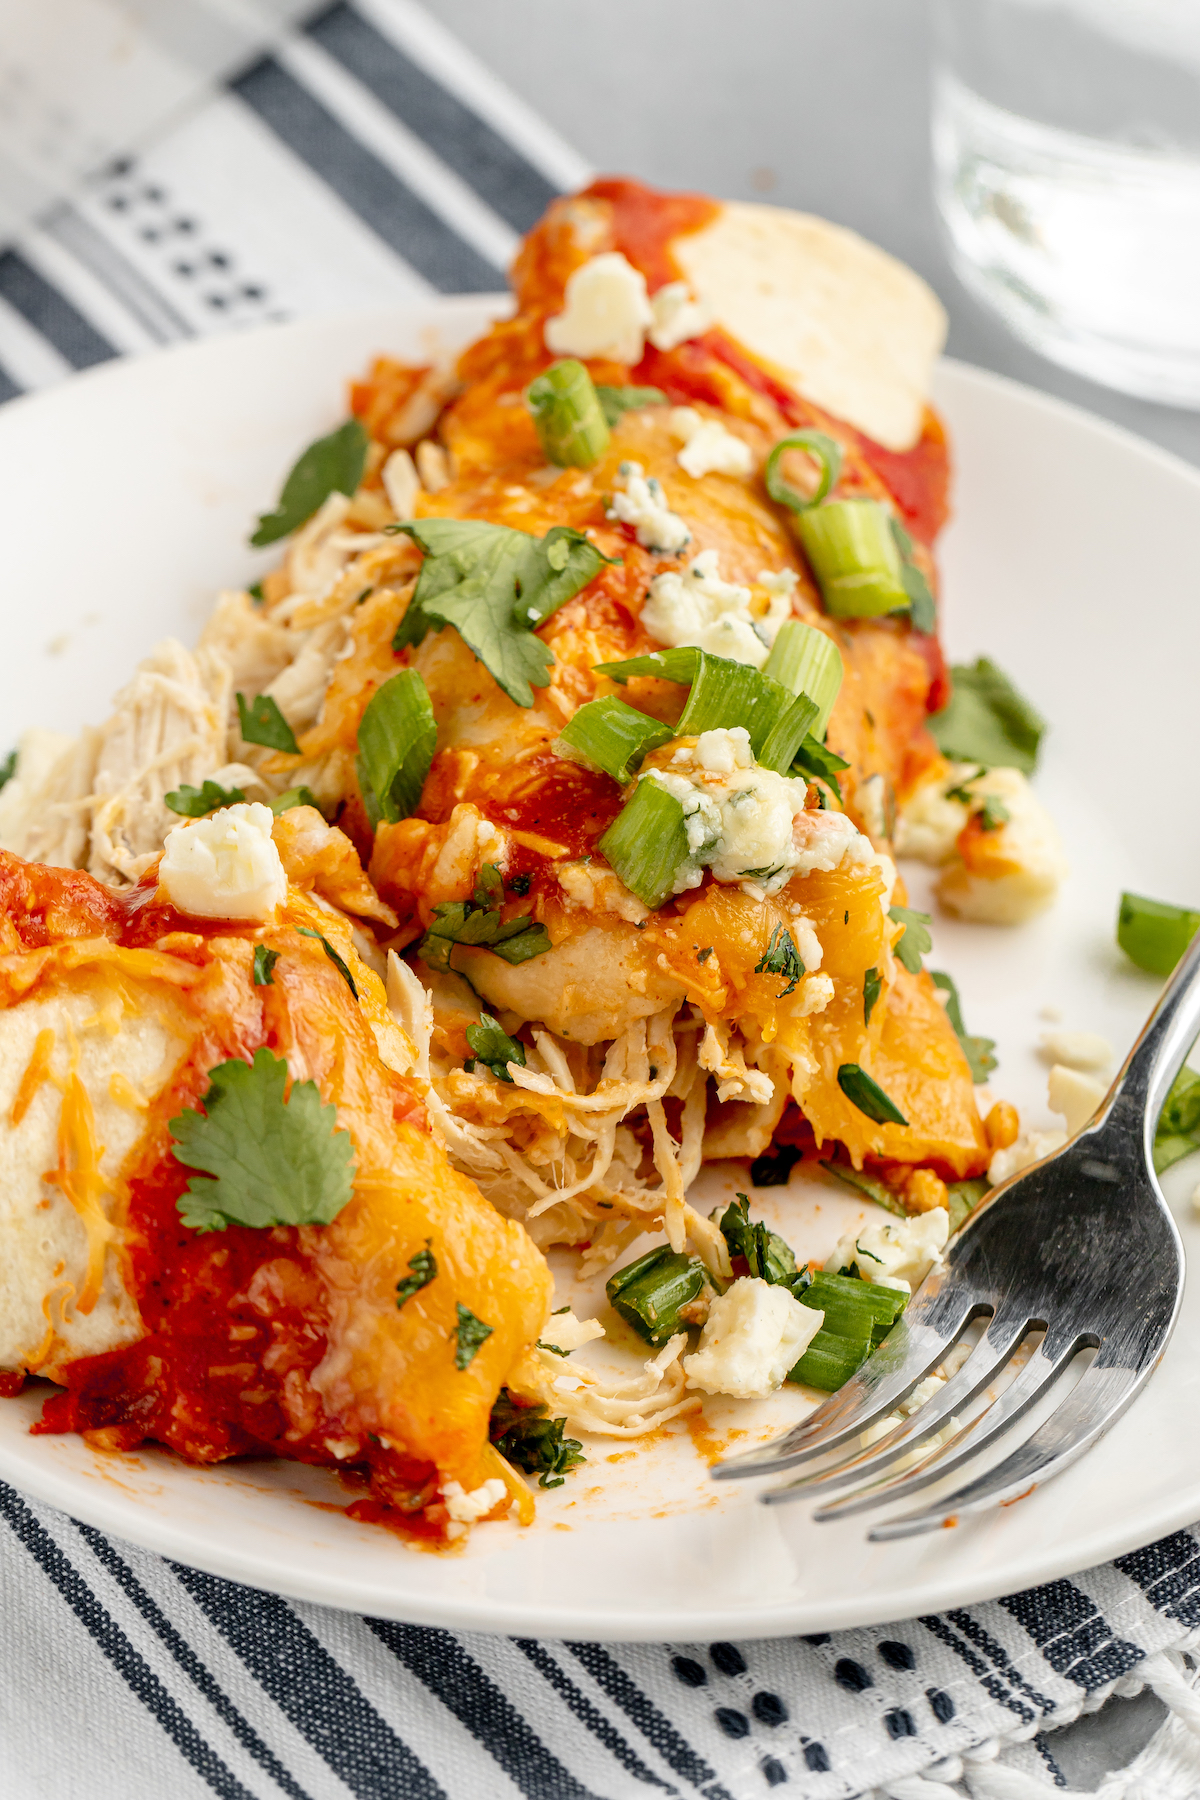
672,202,947,452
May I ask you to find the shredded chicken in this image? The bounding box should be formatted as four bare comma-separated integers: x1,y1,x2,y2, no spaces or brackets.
518,1334,699,1437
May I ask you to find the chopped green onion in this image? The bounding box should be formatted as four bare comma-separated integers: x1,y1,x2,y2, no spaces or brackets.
796,499,910,620
889,517,937,634
789,1329,873,1392
863,966,882,1025
465,1014,526,1082
597,778,691,911
237,692,299,755
295,926,358,998
928,657,1045,776
1154,1063,1200,1173
837,1063,908,1126
802,1270,908,1342
889,905,932,975
556,695,672,784
1118,891,1200,978
762,621,844,740
269,786,323,817
598,646,818,775
527,360,611,468
716,1193,797,1284
355,668,438,829
819,1158,909,1219
606,1245,711,1346
764,430,844,513
947,1177,989,1233
165,779,247,818
931,969,997,1083
595,384,666,426
790,734,850,802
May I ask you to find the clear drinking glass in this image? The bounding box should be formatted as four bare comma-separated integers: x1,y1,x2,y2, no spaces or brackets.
931,0,1200,406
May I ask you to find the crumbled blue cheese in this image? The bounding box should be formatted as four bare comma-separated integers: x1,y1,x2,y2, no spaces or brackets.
826,1207,950,1293
607,462,691,556
644,728,810,897
895,762,1066,925
683,1276,823,1398
648,280,712,351
640,549,791,668
441,1476,507,1526
159,803,287,920
545,252,654,363
669,407,754,479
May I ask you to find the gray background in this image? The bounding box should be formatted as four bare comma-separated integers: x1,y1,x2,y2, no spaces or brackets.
437,0,1200,470
433,0,1196,1783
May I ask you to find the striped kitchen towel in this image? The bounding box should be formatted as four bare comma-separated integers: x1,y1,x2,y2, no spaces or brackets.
1,4,1200,1796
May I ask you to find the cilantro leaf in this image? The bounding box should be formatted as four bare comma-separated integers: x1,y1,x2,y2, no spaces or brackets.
0,748,14,793
164,779,246,818
489,1390,586,1488
930,969,998,1083
237,692,299,754
889,905,932,975
863,965,882,1025
790,733,850,803
837,1062,908,1126
250,418,368,547
253,945,279,987
928,656,1046,776
295,926,358,998
396,1240,437,1309
977,793,1010,831
170,1047,356,1233
754,924,805,997
454,1302,493,1370
820,1157,909,1219
465,1014,526,1082
748,1142,802,1187
594,384,666,426
390,519,613,707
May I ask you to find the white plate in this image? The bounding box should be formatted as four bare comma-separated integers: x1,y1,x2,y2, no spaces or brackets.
1,302,1198,1641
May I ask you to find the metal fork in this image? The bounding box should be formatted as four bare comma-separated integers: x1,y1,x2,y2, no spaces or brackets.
712,932,1200,1537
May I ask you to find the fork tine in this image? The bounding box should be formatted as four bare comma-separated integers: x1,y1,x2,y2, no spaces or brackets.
867,1357,1153,1540
770,1331,1079,1517
751,1308,1033,1500
713,1304,971,1480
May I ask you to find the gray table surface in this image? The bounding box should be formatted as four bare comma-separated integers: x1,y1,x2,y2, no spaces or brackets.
432,0,1197,1785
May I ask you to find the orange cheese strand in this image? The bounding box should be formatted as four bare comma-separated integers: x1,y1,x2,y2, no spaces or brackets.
11,1026,56,1125
42,1073,115,1316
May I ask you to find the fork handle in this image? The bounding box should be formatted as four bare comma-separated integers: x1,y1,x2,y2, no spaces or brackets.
1101,928,1200,1163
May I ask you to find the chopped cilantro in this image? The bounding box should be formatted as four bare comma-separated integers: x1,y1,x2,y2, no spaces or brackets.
930,969,997,1083
295,926,358,999
748,1142,802,1187
820,1158,909,1218
0,748,14,792
465,1014,526,1082
508,872,532,896
250,417,368,547
269,786,323,817
247,580,265,603
419,867,551,973
977,793,1010,832
790,733,849,803
170,1047,356,1233
165,779,246,818
253,945,279,987
754,924,805,997
390,518,616,707
489,1390,586,1488
863,966,882,1025
889,905,932,975
696,946,714,964
396,1240,437,1309
454,1302,493,1370
928,657,1045,776
718,1193,800,1287
837,1063,908,1126
594,384,666,426
237,692,299,755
